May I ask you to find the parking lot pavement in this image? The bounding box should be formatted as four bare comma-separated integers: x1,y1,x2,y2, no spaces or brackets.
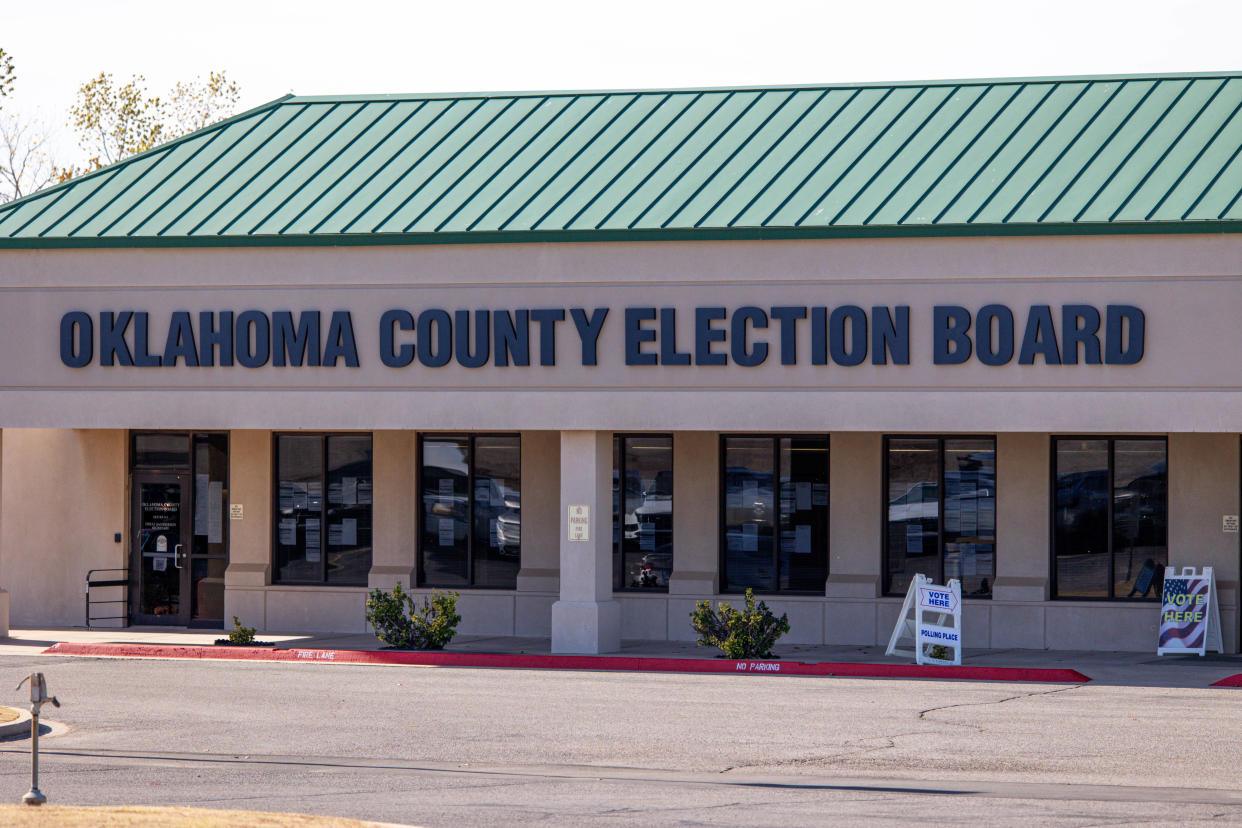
3,648,1242,825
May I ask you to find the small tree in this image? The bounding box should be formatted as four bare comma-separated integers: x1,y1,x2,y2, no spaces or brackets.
61,70,241,179
0,47,15,105
690,588,790,659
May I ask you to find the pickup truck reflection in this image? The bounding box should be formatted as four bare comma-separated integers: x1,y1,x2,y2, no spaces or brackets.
616,469,673,588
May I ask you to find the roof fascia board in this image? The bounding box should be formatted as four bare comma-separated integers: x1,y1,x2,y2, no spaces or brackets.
0,221,1237,250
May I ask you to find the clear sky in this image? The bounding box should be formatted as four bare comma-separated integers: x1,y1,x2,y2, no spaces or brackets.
2,0,1239,167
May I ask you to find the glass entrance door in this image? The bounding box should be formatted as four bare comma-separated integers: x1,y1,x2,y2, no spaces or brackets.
131,473,191,625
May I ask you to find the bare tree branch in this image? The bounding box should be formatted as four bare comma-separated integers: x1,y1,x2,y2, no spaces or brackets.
0,114,58,203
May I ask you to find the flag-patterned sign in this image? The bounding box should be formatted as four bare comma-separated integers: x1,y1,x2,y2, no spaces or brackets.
1159,574,1212,652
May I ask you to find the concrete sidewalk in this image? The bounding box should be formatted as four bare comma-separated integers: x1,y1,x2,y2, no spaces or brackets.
5,626,1241,687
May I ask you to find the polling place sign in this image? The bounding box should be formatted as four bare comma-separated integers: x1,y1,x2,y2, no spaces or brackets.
1158,566,1223,656
886,574,963,666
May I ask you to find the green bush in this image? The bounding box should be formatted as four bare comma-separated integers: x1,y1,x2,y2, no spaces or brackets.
228,615,256,645
365,581,461,650
690,588,790,659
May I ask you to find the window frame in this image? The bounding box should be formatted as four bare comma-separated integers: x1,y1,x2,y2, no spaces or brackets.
271,431,373,587
613,432,674,593
417,432,522,590
718,433,830,596
881,434,997,598
1049,434,1168,601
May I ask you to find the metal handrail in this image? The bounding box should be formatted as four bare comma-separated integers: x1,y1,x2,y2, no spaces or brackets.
85,568,129,629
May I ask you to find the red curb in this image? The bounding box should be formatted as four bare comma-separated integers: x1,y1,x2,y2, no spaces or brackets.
41,642,1090,683
1210,674,1242,687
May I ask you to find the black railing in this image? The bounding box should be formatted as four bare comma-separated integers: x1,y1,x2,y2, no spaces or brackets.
85,569,129,628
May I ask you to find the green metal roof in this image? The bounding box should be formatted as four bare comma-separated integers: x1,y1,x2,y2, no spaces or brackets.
2,72,1241,247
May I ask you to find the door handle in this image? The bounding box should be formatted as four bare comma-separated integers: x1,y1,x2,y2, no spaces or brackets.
173,544,183,569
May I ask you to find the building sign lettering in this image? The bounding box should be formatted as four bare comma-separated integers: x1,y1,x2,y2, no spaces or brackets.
58,304,1145,369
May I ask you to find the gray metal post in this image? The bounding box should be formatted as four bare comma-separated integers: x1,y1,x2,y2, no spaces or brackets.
16,672,57,806
22,707,44,806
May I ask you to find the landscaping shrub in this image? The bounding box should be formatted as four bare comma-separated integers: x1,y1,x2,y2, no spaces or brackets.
690,588,790,659
365,581,461,650
227,615,256,645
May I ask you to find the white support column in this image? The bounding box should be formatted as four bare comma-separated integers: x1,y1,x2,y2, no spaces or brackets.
552,430,620,654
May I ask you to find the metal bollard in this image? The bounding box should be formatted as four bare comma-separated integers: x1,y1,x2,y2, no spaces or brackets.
15,673,59,806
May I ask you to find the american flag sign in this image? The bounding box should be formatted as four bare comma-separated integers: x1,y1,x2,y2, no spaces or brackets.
1158,567,1222,656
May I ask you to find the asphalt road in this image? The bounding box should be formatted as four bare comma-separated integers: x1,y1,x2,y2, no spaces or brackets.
1,652,1241,825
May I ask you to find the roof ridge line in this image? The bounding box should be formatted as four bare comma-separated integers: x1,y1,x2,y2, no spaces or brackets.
282,72,1242,104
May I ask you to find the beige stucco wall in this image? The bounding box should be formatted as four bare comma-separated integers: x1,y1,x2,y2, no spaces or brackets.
515,430,559,636
370,430,416,590
0,234,1241,432
1,429,126,626
1168,433,1239,652
222,430,272,629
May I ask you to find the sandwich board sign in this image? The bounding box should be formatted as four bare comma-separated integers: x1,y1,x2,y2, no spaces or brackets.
885,573,963,666
1157,566,1223,656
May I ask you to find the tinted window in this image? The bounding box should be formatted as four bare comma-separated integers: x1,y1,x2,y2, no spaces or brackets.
421,438,470,586
420,435,521,588
779,437,829,591
276,434,372,585
134,433,190,468
1054,437,1166,599
614,435,673,590
327,436,374,585
1054,440,1109,598
474,436,521,588
885,437,995,597
722,436,827,593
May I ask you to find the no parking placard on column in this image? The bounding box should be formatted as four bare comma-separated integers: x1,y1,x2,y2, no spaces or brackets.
568,504,590,541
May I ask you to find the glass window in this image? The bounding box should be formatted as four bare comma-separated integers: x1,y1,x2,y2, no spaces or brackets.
614,435,673,590
275,434,373,585
885,437,995,598
327,436,375,585
722,436,828,593
420,435,520,588
1054,437,1166,599
134,433,190,468
191,433,228,620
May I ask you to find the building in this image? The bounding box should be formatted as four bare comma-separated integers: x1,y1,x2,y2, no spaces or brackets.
0,72,1239,653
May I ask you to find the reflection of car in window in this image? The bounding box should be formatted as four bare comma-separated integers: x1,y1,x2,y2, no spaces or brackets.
1056,469,1108,535
489,487,521,557
626,471,673,588
723,467,773,523
888,481,939,522
634,472,672,519
613,470,641,542
1117,469,1166,546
